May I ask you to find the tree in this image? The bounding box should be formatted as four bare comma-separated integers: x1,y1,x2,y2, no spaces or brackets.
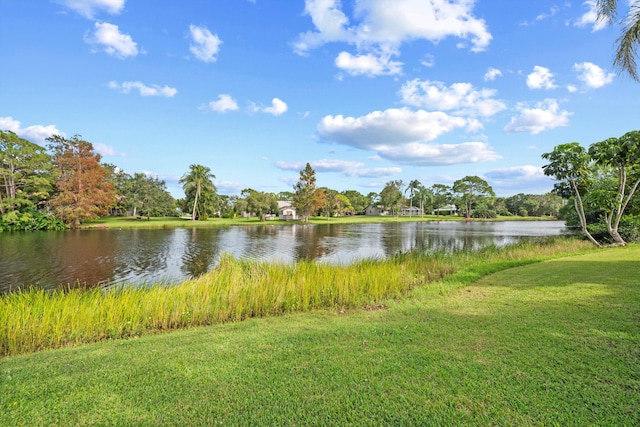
542,142,602,247
405,179,422,216
47,134,115,228
341,189,368,214
292,163,319,223
379,180,404,216
431,183,452,217
1,131,55,215
597,0,640,81
587,130,640,245
452,176,495,220
242,188,278,221
179,164,216,221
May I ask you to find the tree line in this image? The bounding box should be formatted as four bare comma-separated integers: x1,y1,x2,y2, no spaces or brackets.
4,130,620,233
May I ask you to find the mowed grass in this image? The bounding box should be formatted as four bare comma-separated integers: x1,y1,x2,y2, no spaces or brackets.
81,214,554,229
1,241,638,425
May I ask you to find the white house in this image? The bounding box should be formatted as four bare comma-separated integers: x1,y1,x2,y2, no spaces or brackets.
278,201,298,220
365,205,389,216
432,204,458,215
400,206,423,216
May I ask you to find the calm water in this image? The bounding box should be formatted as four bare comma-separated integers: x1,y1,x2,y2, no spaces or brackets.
0,221,571,293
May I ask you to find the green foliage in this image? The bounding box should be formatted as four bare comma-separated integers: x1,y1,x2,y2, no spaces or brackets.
179,164,217,221
544,131,640,245
452,176,495,219
379,179,404,215
292,163,318,222
241,188,278,220
0,208,65,232
0,130,56,215
341,189,369,214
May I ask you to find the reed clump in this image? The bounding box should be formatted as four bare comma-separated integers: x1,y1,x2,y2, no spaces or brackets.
0,237,593,356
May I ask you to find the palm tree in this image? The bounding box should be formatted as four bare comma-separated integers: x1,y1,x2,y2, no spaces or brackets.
597,0,640,81
179,164,216,221
405,179,422,217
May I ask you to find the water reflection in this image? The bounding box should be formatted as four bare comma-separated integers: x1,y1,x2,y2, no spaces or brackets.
0,221,571,293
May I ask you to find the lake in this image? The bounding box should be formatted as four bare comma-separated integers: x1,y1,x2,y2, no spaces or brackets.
0,220,572,293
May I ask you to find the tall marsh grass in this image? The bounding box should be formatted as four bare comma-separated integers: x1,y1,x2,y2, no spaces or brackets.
0,237,593,356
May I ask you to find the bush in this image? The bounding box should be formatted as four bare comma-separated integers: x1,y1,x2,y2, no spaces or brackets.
0,209,65,232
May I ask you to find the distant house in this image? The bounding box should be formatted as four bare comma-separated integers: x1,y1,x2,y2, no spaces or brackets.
278,201,298,220
432,204,458,215
400,206,423,216
365,205,389,216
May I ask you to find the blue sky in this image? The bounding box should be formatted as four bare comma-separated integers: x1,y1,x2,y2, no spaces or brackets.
1,0,638,198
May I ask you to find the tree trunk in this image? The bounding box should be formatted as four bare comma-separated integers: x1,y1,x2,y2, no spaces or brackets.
571,180,602,247
192,186,200,221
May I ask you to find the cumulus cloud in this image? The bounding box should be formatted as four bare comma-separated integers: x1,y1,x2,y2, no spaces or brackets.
86,22,139,58
189,25,222,63
399,79,506,117
573,62,614,88
335,51,403,76
378,142,500,166
504,99,571,135
205,94,239,112
55,0,125,19
0,116,63,145
108,81,177,97
293,0,492,74
317,108,499,166
574,0,608,31
484,67,502,81
319,108,470,147
526,66,557,90
252,98,288,116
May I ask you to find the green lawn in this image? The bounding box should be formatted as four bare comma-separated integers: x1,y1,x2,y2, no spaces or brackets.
82,214,555,229
2,244,638,425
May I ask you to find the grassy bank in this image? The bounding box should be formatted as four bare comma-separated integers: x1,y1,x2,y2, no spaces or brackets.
1,238,589,357
81,214,555,229
1,241,638,425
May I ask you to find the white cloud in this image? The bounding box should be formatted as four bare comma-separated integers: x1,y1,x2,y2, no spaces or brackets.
86,22,139,58
573,62,614,88
421,54,435,68
260,98,288,116
376,141,501,166
294,0,492,74
574,0,608,31
108,81,177,97
55,0,125,19
484,67,502,81
205,94,239,112
275,159,364,173
526,66,557,90
189,25,222,63
318,108,470,147
485,165,554,192
399,79,506,117
0,116,63,145
504,99,571,135
317,108,499,166
335,50,403,76
346,167,402,178
94,142,126,157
